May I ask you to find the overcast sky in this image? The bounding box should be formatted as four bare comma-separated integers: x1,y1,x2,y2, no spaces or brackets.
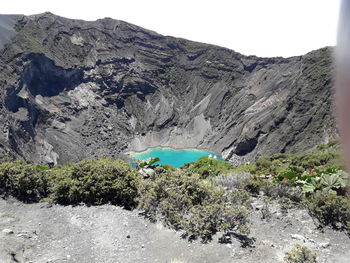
2,0,341,58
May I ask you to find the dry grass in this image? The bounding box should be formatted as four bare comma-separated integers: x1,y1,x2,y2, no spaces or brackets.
211,171,251,190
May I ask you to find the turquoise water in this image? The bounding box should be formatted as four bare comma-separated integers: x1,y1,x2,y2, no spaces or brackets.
129,147,223,168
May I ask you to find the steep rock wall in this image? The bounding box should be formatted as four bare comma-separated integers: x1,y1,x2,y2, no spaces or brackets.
0,13,336,164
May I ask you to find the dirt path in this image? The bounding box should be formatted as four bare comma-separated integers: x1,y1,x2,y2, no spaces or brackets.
0,197,349,263
0,198,233,263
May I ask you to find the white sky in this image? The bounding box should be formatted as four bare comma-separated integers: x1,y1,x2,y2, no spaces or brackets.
2,0,341,58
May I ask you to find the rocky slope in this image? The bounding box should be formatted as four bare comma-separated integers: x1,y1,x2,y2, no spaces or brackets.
0,12,336,165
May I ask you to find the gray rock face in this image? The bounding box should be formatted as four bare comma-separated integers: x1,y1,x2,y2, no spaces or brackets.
0,12,336,165
0,14,22,50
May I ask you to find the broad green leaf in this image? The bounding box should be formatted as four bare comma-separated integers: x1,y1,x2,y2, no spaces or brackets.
302,183,316,193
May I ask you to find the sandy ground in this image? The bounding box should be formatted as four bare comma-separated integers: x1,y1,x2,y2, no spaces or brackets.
0,197,349,263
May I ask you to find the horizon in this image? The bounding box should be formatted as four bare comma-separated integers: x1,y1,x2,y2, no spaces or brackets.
1,0,340,58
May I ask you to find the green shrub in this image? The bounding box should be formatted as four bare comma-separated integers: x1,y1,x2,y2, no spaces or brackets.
301,169,348,195
137,157,160,168
138,170,215,228
240,174,304,205
181,157,235,178
284,244,317,263
0,155,14,164
290,152,338,169
271,167,348,196
0,160,48,202
232,163,257,173
255,157,273,174
36,164,49,171
271,153,288,160
137,169,252,242
274,171,312,184
253,144,343,176
47,158,139,208
264,182,304,203
316,140,339,151
161,164,176,171
244,175,275,196
305,193,350,230
182,201,250,242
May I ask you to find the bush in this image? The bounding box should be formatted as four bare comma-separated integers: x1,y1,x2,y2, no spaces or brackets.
137,169,252,242
255,157,274,173
160,163,176,171
0,155,14,164
181,157,235,178
137,157,160,168
284,244,317,263
47,158,139,209
211,172,251,190
316,140,339,151
305,193,350,230
290,152,338,169
182,201,250,242
253,144,343,176
0,160,48,202
263,182,304,203
243,175,275,196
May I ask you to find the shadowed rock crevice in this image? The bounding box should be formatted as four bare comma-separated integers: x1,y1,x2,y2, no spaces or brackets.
5,54,83,112
234,138,258,156
21,54,83,97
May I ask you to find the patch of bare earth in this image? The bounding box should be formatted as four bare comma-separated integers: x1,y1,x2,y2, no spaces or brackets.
0,197,349,263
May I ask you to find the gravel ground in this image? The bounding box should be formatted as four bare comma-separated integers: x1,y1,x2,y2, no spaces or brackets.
0,197,349,263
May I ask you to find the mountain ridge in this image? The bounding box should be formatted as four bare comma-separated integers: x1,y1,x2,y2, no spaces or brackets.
0,12,336,165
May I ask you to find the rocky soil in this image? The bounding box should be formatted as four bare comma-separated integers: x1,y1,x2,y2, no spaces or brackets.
0,12,336,165
1,197,349,263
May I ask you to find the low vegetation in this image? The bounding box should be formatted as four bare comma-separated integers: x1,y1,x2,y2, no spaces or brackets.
305,192,350,230
284,244,317,263
182,141,350,233
0,158,139,208
181,157,236,178
238,141,343,176
0,160,48,202
138,167,251,242
48,159,140,208
0,140,349,242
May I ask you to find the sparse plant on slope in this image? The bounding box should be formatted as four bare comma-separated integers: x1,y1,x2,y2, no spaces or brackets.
284,244,317,263
211,172,251,190
305,192,350,230
260,198,272,221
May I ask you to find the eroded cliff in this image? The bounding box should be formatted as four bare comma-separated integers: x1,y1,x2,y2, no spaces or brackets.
0,13,336,165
